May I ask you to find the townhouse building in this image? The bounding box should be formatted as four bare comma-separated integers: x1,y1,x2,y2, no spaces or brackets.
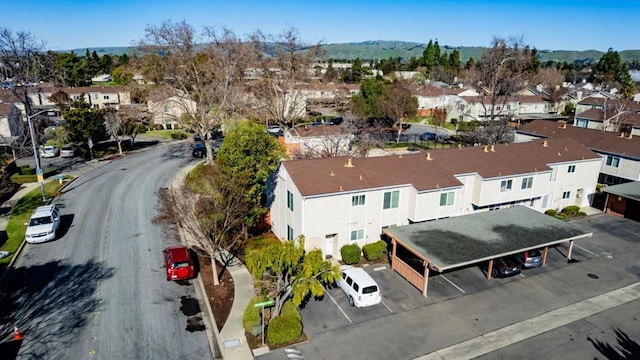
28,86,131,110
270,138,601,259
574,96,640,135
519,120,640,185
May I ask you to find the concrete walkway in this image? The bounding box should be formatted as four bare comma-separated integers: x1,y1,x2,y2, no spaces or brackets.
415,281,640,360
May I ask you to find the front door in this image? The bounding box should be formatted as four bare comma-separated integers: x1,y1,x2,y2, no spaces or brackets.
325,234,336,259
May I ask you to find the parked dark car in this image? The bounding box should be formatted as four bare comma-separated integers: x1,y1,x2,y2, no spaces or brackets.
401,123,411,130
516,250,543,268
192,143,206,158
329,117,344,125
491,256,522,278
420,132,437,141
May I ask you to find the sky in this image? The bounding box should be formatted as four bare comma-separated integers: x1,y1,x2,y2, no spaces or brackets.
3,0,639,52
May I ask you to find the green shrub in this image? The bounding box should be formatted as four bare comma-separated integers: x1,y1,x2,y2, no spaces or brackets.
267,315,302,346
153,124,164,131
544,209,558,217
340,244,361,265
20,166,36,175
170,132,188,140
281,300,302,322
243,295,268,332
10,168,57,183
560,205,581,216
363,240,387,262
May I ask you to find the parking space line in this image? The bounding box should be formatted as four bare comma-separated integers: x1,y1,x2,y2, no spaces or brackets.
574,244,600,257
325,289,352,323
440,274,466,294
381,300,393,313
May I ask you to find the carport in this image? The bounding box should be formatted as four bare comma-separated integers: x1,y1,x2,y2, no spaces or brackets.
602,181,640,222
382,206,593,297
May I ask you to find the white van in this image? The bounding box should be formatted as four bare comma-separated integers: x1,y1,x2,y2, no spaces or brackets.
25,205,61,243
337,265,382,307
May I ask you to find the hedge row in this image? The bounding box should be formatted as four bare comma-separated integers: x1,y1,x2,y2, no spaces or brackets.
267,314,302,346
10,167,58,184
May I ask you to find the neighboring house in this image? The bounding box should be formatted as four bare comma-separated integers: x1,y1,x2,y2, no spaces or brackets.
28,86,131,110
410,86,478,117
518,120,640,185
447,95,553,122
91,74,112,83
148,95,197,129
298,83,353,110
0,103,23,139
574,96,640,134
270,138,601,259
282,124,354,158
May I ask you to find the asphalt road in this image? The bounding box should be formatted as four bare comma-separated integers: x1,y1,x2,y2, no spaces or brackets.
4,143,212,359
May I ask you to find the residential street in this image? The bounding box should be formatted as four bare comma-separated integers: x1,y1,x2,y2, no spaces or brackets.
2,143,213,359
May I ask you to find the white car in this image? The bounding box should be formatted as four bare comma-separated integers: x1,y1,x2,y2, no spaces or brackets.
41,145,59,158
336,265,382,307
24,205,61,243
60,144,78,158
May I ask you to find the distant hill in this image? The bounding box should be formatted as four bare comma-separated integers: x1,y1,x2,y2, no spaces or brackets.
66,41,640,63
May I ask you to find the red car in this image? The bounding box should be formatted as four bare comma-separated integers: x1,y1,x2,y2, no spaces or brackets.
163,246,196,281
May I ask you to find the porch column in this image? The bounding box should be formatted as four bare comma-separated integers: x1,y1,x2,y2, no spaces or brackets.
542,246,549,266
566,240,574,261
487,259,494,280
391,239,398,271
422,262,429,298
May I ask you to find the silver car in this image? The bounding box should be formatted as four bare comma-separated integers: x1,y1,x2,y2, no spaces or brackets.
517,250,543,268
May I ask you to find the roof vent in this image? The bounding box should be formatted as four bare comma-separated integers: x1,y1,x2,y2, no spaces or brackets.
561,123,567,129
619,132,625,138
426,152,433,160
398,154,403,158
542,140,549,147
564,146,568,151
344,158,354,167
490,144,495,152
557,152,562,156
339,185,343,191
330,171,335,176
458,144,463,149
629,133,634,139
483,145,488,152
359,175,363,181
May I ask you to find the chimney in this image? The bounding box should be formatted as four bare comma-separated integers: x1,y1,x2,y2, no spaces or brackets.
483,145,489,152
458,144,463,149
620,132,625,138
344,158,354,167
340,185,343,191
542,140,549,147
629,133,634,139
490,144,495,152
426,152,433,161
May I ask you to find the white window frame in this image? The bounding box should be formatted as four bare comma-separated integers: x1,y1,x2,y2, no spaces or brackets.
562,191,571,199
568,165,576,173
383,190,399,209
521,177,533,189
606,156,620,168
352,194,365,206
287,190,293,211
350,229,364,241
439,192,454,206
500,179,513,192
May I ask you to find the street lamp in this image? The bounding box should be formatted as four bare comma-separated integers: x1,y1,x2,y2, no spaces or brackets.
26,108,52,202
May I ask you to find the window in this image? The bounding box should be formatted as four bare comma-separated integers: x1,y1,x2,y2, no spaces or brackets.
500,179,513,192
521,177,533,189
287,225,294,241
352,194,365,206
439,192,454,206
287,191,293,211
606,156,620,168
350,229,364,241
568,165,576,173
92,94,98,99
383,190,399,209
103,95,110,100
562,191,571,199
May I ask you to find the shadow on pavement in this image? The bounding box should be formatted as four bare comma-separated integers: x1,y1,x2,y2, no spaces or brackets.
0,259,115,358
588,328,640,360
0,339,22,360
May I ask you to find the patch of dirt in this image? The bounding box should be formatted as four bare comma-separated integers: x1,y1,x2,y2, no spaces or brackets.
199,256,234,331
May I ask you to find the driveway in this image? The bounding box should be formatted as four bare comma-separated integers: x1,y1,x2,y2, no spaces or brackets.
257,213,640,360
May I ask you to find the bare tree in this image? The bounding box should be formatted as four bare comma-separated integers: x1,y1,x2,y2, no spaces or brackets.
136,20,250,163
377,81,418,142
103,108,125,155
246,27,322,129
474,38,530,122
153,165,250,285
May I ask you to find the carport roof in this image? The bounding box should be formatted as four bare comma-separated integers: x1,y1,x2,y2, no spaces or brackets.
602,182,640,202
384,206,592,271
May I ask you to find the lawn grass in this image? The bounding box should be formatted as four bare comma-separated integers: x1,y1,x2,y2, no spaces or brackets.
0,178,71,267
145,129,190,140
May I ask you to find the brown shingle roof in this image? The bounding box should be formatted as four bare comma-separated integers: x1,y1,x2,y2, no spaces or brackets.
0,103,13,117
520,120,640,159
578,96,640,111
284,137,600,197
0,89,23,104
290,125,347,137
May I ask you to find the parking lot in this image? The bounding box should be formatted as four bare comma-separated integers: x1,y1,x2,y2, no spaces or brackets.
260,213,640,360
